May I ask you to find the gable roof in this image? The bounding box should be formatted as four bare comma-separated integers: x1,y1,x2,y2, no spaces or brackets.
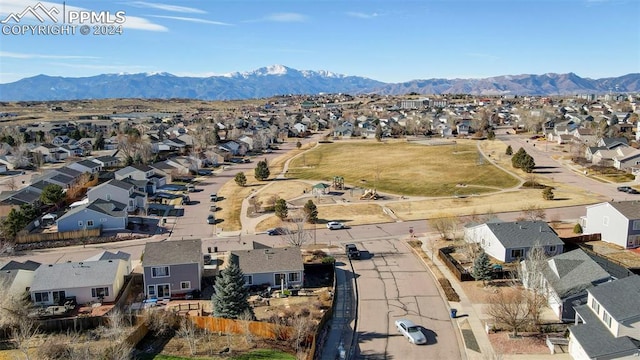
486,220,564,248
60,198,127,220
230,247,303,274
0,260,41,271
143,238,202,267
541,249,610,298
30,259,125,292
103,179,135,191
571,304,640,358
84,250,131,263
604,201,640,220
587,275,640,322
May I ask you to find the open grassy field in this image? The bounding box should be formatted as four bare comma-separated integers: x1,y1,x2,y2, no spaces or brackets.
286,141,520,196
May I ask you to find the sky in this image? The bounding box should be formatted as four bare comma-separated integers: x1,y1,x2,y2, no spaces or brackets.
0,0,638,84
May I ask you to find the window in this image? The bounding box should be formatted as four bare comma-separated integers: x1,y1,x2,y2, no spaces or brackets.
180,281,191,290
288,272,300,282
633,220,640,231
548,246,556,253
603,311,612,327
91,287,109,298
151,266,169,278
78,221,83,227
274,273,286,285
244,275,253,285
148,285,155,297
603,216,609,226
106,194,111,200
591,298,600,314
511,249,524,259
87,220,94,227
52,291,66,305
34,292,49,303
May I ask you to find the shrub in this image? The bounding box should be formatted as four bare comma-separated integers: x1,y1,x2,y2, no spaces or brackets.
542,187,555,200
573,223,583,234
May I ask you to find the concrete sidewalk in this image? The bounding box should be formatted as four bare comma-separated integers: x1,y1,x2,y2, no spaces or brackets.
415,234,571,360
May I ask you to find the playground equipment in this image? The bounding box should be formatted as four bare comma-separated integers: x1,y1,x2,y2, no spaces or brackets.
333,176,344,190
360,188,380,200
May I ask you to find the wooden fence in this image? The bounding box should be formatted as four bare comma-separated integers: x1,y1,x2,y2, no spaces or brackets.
124,322,149,347
15,227,101,244
189,316,293,340
438,246,475,282
37,315,104,332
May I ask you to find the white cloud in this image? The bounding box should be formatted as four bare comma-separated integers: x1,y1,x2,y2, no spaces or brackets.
0,51,99,59
128,1,206,14
149,15,232,26
346,11,379,19
264,13,308,22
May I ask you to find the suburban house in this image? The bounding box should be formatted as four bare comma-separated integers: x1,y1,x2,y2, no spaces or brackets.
90,155,120,168
0,260,40,298
568,275,640,359
522,249,612,322
115,164,166,194
30,258,130,306
87,179,147,214
67,159,102,175
142,239,203,299
613,148,640,171
84,251,132,276
56,198,128,232
229,247,304,289
583,201,640,249
464,220,564,263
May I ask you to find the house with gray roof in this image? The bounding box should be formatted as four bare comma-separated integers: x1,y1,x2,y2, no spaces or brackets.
30,258,130,306
229,247,304,289
56,198,128,232
91,155,120,168
115,165,165,194
1,260,41,271
568,275,640,359
87,178,147,213
522,249,612,322
84,251,132,275
464,220,564,263
68,159,102,174
142,239,202,299
583,201,640,249
0,269,35,299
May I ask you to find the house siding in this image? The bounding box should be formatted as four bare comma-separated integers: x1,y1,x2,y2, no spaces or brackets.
57,208,126,232
585,204,633,249
143,263,201,299
245,270,304,288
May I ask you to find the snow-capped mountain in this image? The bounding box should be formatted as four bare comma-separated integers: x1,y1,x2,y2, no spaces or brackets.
0,65,638,101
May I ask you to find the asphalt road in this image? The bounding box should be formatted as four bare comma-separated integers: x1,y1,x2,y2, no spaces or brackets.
353,237,461,360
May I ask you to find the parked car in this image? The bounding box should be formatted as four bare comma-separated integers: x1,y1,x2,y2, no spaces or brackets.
210,193,218,202
617,186,632,192
327,221,345,230
345,243,360,260
395,319,426,345
267,227,286,236
207,214,215,224
627,188,640,194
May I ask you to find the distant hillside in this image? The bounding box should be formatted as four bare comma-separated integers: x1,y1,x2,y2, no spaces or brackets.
0,64,638,101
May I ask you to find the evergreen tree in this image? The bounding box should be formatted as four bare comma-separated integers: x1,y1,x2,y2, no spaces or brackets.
520,154,536,173
471,250,493,286
296,141,302,149
212,124,221,144
211,263,253,319
2,208,27,239
234,172,247,187
573,223,583,234
505,145,513,155
542,187,554,200
254,159,270,181
487,130,496,140
303,199,318,224
39,184,65,206
511,147,527,169
94,132,105,150
274,198,288,220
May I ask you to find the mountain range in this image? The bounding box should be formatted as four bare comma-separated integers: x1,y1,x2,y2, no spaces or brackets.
0,64,638,101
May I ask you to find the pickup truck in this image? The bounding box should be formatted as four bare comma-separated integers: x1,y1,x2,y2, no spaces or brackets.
345,243,361,260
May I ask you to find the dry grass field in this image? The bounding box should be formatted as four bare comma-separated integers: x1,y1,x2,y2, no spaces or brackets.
286,141,520,196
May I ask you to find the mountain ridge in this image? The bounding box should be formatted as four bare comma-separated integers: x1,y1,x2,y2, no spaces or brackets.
1,64,638,101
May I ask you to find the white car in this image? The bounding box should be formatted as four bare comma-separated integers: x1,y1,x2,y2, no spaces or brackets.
395,319,427,345
326,221,345,230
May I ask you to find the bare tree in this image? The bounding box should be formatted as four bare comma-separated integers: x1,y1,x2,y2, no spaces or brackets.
428,212,459,240
0,277,30,330
13,319,39,360
485,289,531,337
177,317,198,356
281,210,313,247
518,204,546,221
291,313,312,357
518,243,550,332
6,176,18,191
238,310,255,346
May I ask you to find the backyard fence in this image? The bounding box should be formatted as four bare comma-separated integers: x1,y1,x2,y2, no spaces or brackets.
15,227,101,244
438,246,475,282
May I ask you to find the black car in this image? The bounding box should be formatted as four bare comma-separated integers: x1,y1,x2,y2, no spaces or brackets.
267,227,286,236
345,243,361,260
617,186,632,192
627,188,640,194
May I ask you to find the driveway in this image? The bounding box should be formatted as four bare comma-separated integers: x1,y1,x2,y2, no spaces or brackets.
353,238,462,360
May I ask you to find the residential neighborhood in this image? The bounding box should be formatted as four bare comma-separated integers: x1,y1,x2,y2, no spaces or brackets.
0,92,639,359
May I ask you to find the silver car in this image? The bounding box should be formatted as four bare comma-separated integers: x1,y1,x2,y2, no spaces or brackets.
395,319,426,345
